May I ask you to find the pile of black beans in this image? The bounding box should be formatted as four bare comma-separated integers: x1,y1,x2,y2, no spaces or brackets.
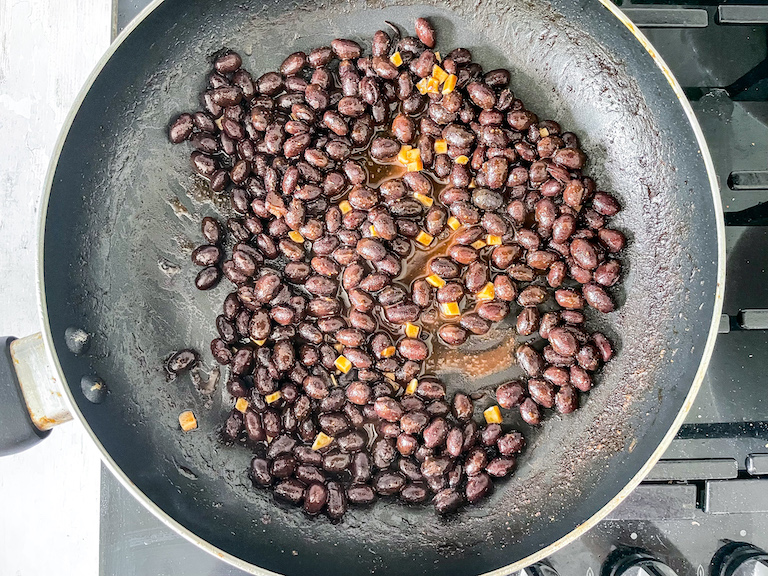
169,17,623,518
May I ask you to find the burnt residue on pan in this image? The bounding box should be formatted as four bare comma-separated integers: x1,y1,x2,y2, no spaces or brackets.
41,0,718,574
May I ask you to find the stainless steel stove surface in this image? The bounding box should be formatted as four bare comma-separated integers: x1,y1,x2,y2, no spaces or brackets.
101,2,768,575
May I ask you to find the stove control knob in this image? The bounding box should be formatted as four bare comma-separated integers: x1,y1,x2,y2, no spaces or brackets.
711,542,768,576
516,563,558,576
603,549,678,576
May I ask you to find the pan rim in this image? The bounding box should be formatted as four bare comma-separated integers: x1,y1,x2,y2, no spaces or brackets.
35,0,726,574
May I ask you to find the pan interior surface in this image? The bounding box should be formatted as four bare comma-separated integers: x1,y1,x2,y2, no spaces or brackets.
41,0,720,574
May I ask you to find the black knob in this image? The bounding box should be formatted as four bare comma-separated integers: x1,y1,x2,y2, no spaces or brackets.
711,542,768,576
517,563,558,576
602,548,678,576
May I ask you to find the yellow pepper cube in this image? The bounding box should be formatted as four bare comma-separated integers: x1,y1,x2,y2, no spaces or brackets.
407,158,423,172
435,51,441,62
390,51,403,67
334,355,352,373
484,405,503,424
447,216,461,230
426,77,440,94
179,411,197,432
405,378,419,395
370,224,379,237
235,398,249,413
486,235,503,246
455,155,469,165
414,192,433,207
426,274,446,288
440,302,461,317
471,240,487,250
442,74,457,94
468,178,477,189
405,322,420,338
434,139,448,154
416,77,429,95
432,64,448,83
339,200,352,214
539,127,550,137
253,338,267,346
265,391,283,404
288,230,304,243
312,432,334,450
416,231,434,246
381,346,396,358
397,144,413,165
476,282,495,301
406,148,421,161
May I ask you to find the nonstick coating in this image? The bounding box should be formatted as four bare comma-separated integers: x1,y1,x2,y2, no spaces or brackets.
40,0,721,574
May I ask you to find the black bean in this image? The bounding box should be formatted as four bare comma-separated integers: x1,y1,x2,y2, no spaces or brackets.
250,457,272,486
274,479,305,505
442,123,475,147
169,113,194,143
581,281,614,312
347,484,377,505
323,450,352,473
326,481,347,519
438,324,467,346
331,38,362,59
414,18,436,47
195,266,221,290
433,489,462,514
519,398,541,425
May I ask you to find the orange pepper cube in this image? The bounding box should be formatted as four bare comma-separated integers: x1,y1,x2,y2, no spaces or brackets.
484,405,503,424
312,432,334,450
432,65,448,83
179,411,197,432
426,274,446,288
397,145,412,165
416,231,433,246
407,158,423,172
440,302,460,317
334,355,352,373
405,322,420,338
476,282,495,301
414,192,433,207
442,74,457,94
381,346,396,358
406,148,421,162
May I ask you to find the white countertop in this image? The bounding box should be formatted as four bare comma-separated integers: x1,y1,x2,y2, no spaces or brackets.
0,0,112,573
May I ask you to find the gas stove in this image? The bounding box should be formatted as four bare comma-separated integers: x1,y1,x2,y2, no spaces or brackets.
101,2,768,574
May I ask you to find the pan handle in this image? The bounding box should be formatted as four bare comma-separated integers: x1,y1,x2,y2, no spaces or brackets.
0,334,72,456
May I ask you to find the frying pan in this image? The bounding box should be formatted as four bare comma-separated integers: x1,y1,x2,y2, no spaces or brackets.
0,0,724,574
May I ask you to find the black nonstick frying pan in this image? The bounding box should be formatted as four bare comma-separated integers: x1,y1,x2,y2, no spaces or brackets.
0,0,724,574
